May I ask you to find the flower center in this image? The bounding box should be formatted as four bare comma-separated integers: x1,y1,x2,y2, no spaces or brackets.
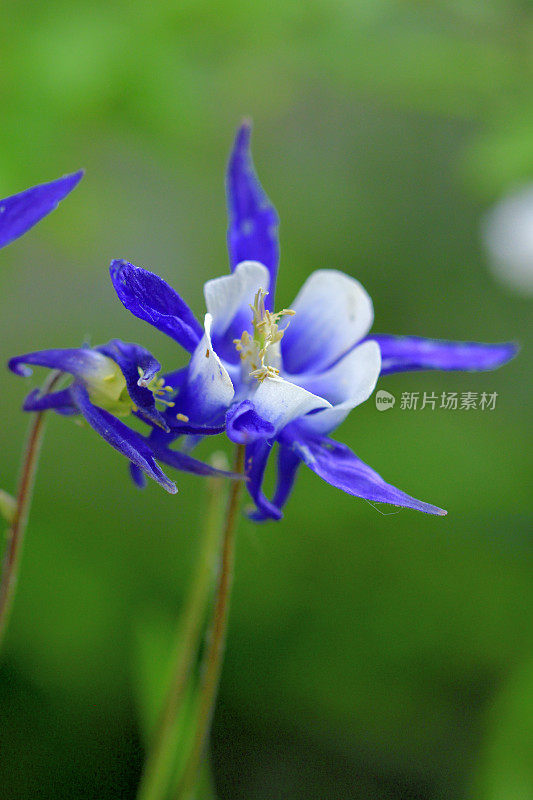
84,357,176,419
233,288,295,383
84,354,130,414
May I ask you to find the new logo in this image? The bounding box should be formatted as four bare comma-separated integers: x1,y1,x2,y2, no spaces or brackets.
375,390,395,411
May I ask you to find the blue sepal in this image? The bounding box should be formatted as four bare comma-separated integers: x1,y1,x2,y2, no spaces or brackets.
110,260,203,353
282,427,446,516
367,335,518,375
149,441,244,481
71,383,177,494
129,462,147,489
0,170,83,250
249,441,301,522
22,387,77,415
226,122,280,308
244,440,283,521
9,347,105,379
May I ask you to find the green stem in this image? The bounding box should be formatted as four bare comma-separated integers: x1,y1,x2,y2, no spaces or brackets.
175,443,245,800
137,454,232,800
0,370,61,649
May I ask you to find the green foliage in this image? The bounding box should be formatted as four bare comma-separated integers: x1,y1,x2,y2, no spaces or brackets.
470,655,533,799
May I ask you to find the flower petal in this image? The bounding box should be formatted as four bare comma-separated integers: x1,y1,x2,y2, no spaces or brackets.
151,413,225,439
162,367,188,391
226,121,280,307
149,442,244,480
204,260,270,335
226,400,275,445
71,383,176,493
244,440,283,521
204,260,270,361
288,340,381,435
281,270,374,374
110,260,203,353
284,430,446,516
166,418,226,438
184,314,235,423
250,375,331,436
248,441,301,522
367,335,518,374
8,348,113,380
129,462,147,489
0,170,83,249
22,387,77,415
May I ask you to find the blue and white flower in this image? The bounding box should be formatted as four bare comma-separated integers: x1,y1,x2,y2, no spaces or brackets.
9,340,236,493
108,123,518,519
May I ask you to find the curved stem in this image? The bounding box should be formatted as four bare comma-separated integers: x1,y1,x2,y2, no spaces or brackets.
175,443,245,800
137,456,231,800
0,370,61,649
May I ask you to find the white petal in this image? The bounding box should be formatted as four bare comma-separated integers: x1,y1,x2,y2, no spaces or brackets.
293,340,381,435
250,375,331,436
204,261,270,337
188,314,234,419
281,269,374,374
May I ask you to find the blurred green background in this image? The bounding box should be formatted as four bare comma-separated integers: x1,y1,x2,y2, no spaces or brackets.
0,1,531,798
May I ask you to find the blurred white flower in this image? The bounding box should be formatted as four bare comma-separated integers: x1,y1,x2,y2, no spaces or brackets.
482,184,533,295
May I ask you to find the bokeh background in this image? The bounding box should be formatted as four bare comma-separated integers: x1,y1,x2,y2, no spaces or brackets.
0,2,531,798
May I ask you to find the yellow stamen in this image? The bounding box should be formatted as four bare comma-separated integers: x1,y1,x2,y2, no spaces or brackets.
233,288,295,383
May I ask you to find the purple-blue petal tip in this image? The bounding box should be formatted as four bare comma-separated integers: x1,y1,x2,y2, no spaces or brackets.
0,169,84,250
373,335,519,375
235,118,252,148
226,119,280,307
8,357,33,377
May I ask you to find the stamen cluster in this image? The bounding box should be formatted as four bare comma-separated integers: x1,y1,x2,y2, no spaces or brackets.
137,368,175,410
234,289,294,382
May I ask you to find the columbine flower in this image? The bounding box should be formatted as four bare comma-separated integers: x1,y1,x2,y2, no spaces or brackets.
109,122,516,519
8,340,236,493
0,171,83,249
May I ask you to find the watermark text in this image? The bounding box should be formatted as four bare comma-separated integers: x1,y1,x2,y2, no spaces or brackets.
376,390,498,411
